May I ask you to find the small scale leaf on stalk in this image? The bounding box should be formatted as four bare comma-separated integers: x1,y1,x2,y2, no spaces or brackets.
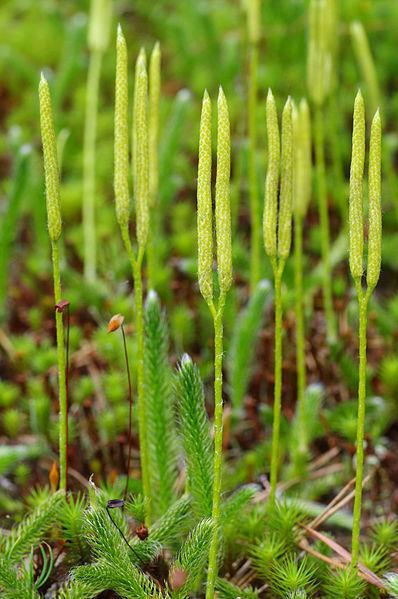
263,88,280,258
215,86,232,294
278,96,293,259
366,108,382,291
349,90,365,281
197,90,213,303
39,74,62,242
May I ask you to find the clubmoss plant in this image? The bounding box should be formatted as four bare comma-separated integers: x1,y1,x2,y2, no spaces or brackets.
263,90,293,505
114,27,152,524
350,22,380,116
147,42,161,288
349,90,382,566
292,98,312,471
246,0,261,288
39,74,68,491
196,87,233,597
83,0,112,282
307,0,336,342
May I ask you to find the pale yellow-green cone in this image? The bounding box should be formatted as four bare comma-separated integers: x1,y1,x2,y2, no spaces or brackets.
307,0,332,106
293,98,312,218
149,42,160,207
247,0,261,44
367,109,382,291
278,97,293,259
349,90,365,280
133,48,147,189
114,25,130,228
39,74,62,242
263,88,280,258
134,54,149,248
197,90,213,303
88,0,112,52
215,87,232,294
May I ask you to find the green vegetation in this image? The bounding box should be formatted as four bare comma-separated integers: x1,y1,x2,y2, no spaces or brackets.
1,1,398,597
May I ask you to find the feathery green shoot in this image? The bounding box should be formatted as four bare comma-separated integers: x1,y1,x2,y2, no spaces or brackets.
176,354,213,518
145,291,178,517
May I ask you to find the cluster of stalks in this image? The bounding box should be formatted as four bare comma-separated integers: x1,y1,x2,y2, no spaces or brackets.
38,8,383,592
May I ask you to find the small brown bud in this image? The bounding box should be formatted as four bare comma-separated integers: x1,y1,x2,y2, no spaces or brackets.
108,313,124,333
49,461,59,492
135,524,149,540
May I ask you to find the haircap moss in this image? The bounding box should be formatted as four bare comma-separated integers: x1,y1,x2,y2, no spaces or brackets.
114,25,130,228
349,90,366,281
263,88,280,258
197,90,213,303
39,74,62,242
215,87,232,294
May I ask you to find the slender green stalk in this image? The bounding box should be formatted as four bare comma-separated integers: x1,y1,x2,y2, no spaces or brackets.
83,0,112,282
314,105,335,342
247,0,261,289
351,286,369,566
294,215,305,425
39,75,67,492
51,241,67,491
269,259,284,505
82,49,102,283
206,293,226,599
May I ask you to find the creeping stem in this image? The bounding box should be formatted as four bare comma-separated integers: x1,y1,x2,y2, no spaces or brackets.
351,284,370,566
51,241,67,491
269,258,285,505
314,105,335,342
206,292,226,599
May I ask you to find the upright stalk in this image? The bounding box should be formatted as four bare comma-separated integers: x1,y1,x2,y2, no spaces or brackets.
247,0,261,289
114,32,151,523
348,93,381,567
83,0,111,282
132,251,152,524
269,259,284,505
39,75,67,492
248,41,260,289
294,214,306,443
197,89,232,596
206,294,226,599
351,286,369,566
51,241,67,491
314,105,335,342
82,49,102,283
